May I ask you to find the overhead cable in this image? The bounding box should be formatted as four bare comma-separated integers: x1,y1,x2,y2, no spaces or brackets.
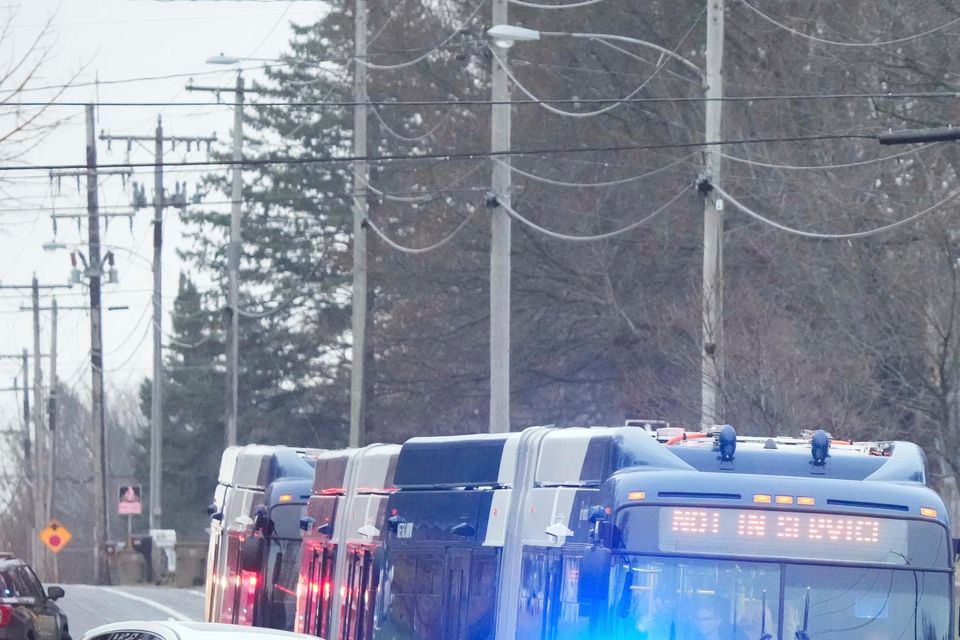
713,183,960,240
357,0,487,71
7,90,960,109
508,0,608,8
358,164,485,203
0,132,880,175
371,105,453,143
501,184,691,241
501,152,697,188
739,1,960,48
718,143,939,171
488,28,701,119
365,208,477,254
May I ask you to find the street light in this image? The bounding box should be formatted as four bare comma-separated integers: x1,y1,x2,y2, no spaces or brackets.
199,52,350,445
485,7,513,434
484,26,726,428
200,56,245,449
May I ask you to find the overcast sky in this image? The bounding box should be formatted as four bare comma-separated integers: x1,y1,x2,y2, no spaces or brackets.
0,0,325,429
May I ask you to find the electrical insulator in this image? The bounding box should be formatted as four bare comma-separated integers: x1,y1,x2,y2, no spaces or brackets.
70,268,81,285
107,267,119,285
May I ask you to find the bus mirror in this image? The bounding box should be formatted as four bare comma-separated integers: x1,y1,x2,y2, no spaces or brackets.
579,546,611,603
253,506,269,533
240,537,264,573
591,519,612,546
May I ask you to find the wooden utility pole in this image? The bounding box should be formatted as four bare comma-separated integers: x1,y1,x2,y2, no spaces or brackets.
86,103,109,585
701,0,725,428
47,298,57,582
350,0,369,448
31,276,46,579
99,124,212,531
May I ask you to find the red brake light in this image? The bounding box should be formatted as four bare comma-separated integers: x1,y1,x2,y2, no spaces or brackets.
0,604,13,627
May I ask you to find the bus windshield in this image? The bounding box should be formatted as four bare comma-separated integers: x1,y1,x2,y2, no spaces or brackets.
606,506,952,640
608,555,950,640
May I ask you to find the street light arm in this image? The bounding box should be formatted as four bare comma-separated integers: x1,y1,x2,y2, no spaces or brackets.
544,31,704,78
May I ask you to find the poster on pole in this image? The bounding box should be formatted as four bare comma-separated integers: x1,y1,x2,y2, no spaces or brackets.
118,484,142,515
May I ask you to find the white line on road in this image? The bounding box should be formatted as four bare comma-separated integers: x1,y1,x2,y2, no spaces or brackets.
98,587,194,621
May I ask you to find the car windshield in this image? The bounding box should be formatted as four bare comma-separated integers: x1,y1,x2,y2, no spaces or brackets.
608,555,951,640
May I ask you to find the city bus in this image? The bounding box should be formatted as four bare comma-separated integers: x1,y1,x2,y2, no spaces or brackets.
295,444,400,640
499,426,955,640
204,445,321,626
216,425,955,640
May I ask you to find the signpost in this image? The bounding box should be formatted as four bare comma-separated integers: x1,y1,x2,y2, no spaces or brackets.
38,520,72,554
118,484,142,544
118,485,143,516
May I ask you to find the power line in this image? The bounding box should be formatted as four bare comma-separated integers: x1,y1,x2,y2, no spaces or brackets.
5,90,960,108
501,152,696,188
712,182,960,240
365,208,478,254
738,0,960,49
0,132,886,175
357,0,488,71
500,185,691,242
507,0,609,8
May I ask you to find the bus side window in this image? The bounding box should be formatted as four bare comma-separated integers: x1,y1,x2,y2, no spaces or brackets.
382,550,443,640
466,550,498,640
517,549,548,640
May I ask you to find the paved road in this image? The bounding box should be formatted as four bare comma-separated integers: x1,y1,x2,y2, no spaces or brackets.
57,585,205,637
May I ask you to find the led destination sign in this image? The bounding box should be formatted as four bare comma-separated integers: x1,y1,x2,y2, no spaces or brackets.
658,508,909,564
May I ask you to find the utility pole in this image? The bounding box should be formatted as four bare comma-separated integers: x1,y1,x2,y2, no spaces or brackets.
700,0,725,428
99,123,212,530
47,298,57,583
87,103,109,585
21,351,29,465
31,275,46,580
350,0,369,448
151,117,163,531
0,284,68,577
489,0,511,433
227,73,243,449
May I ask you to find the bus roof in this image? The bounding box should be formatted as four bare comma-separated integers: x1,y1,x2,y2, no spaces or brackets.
664,434,926,483
232,445,321,490
312,449,357,495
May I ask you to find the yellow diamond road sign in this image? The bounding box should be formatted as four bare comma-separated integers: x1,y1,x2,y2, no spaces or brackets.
39,519,72,554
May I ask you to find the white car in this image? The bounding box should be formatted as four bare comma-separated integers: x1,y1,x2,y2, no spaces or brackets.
80,622,317,640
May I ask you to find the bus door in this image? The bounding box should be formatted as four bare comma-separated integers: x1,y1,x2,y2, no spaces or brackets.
442,549,471,640
204,521,222,621
295,540,321,634
219,532,243,623
300,543,337,637
520,547,591,640
340,545,380,640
